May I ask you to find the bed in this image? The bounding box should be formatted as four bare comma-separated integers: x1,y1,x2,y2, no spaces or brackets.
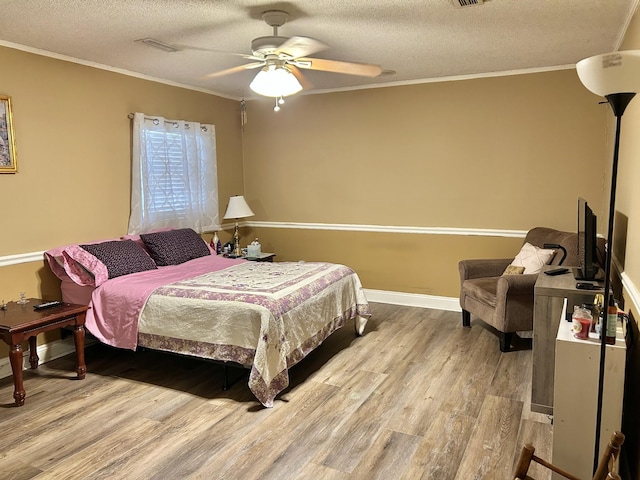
45,228,370,407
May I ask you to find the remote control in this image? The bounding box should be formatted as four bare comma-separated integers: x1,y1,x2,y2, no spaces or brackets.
544,267,569,276
33,301,64,310
575,282,600,290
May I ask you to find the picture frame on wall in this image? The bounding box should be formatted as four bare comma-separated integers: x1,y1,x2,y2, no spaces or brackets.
0,95,17,173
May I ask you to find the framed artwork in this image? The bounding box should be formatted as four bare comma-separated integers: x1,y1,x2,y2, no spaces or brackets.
0,95,17,173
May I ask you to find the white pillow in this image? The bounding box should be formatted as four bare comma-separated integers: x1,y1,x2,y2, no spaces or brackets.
510,242,556,274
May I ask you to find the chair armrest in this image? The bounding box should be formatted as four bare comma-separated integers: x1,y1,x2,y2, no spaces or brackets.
497,273,539,296
459,258,512,281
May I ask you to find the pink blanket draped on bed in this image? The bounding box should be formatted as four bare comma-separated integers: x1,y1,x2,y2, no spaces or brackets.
85,255,245,349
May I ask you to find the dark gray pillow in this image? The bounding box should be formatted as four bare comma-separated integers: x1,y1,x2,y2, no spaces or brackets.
80,239,157,279
140,228,211,266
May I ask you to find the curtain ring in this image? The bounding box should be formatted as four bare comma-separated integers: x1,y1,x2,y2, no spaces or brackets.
201,126,207,132
185,124,190,129
153,119,160,126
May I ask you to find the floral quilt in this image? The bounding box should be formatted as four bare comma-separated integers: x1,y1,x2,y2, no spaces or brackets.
136,261,370,407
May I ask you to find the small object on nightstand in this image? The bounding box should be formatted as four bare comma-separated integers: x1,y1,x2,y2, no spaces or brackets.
211,231,222,254
0,300,6,310
247,238,261,258
16,292,28,305
33,300,64,310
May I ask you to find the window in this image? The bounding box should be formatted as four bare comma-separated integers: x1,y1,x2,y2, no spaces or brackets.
128,113,219,234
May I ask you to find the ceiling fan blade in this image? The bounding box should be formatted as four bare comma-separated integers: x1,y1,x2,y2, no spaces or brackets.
203,61,265,79
276,36,328,59
295,57,382,77
171,43,240,55
171,43,265,61
140,39,261,60
288,65,313,90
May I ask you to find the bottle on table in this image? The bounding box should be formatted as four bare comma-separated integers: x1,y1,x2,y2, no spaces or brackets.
605,295,618,345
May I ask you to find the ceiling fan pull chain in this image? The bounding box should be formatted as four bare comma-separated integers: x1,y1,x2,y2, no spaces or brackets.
273,97,281,112
240,99,247,126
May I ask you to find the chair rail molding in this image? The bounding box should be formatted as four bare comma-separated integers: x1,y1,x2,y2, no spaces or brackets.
10,226,630,315
622,271,640,315
247,221,527,237
0,223,527,268
0,251,44,267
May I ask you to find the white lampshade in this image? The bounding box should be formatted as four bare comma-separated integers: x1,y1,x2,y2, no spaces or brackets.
223,195,255,219
250,65,303,98
576,50,640,96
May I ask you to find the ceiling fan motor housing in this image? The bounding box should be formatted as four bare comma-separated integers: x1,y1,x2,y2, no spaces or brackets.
251,36,289,56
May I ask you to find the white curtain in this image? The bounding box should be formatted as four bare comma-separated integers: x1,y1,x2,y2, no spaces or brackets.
128,112,219,235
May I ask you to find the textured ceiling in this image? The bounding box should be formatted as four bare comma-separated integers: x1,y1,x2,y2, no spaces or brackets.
0,0,637,99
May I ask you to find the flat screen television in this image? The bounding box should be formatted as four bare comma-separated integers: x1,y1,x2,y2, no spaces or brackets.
574,197,602,281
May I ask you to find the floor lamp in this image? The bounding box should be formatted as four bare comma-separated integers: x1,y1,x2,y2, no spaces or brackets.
576,50,640,472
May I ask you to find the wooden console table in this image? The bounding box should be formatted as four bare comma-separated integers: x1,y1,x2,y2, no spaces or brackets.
0,299,89,406
531,266,604,415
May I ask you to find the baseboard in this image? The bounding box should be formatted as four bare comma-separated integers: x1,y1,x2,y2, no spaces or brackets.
364,288,461,311
0,336,95,381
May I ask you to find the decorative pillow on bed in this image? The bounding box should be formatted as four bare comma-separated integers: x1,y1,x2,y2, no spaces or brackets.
79,239,157,280
123,228,217,256
140,228,211,266
509,242,556,274
45,237,120,287
62,245,110,286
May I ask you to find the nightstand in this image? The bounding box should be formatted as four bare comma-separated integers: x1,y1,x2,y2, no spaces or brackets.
0,299,89,406
244,252,276,262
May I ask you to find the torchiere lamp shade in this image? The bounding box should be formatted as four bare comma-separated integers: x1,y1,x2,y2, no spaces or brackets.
576,50,640,96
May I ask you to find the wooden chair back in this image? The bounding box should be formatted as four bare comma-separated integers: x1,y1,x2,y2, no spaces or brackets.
513,431,624,480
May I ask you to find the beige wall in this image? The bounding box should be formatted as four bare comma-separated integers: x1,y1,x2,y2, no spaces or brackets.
619,10,640,318
0,41,623,352
242,70,609,296
242,226,524,297
0,45,244,355
0,46,243,256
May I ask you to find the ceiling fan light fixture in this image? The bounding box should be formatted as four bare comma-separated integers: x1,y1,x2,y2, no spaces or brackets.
249,65,303,98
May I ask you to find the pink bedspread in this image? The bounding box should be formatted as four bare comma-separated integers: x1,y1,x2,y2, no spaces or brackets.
85,255,245,349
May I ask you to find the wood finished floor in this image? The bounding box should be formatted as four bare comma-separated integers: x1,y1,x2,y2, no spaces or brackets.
0,304,553,480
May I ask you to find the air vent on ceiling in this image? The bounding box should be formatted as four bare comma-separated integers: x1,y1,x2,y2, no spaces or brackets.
451,0,484,7
136,38,181,53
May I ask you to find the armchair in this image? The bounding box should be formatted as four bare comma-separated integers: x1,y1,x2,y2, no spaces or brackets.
458,227,586,352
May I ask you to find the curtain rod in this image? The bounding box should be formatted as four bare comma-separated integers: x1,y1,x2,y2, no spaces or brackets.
127,113,210,132
127,113,178,125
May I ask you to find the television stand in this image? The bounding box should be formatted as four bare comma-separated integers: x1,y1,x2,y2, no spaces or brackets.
572,266,605,282
532,266,606,414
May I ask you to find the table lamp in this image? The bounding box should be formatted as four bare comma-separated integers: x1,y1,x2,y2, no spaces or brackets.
223,195,255,257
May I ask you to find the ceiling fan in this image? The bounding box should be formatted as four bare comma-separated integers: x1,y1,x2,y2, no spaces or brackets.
191,10,381,102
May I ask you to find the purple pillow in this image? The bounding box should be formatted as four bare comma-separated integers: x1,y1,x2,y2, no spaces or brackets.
80,240,157,279
140,228,211,266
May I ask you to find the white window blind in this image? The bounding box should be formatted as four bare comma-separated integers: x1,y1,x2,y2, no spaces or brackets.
128,113,219,234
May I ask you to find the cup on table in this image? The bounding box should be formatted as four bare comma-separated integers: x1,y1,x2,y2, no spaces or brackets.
572,316,591,339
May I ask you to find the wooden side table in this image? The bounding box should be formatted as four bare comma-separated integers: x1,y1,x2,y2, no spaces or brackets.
0,299,89,406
